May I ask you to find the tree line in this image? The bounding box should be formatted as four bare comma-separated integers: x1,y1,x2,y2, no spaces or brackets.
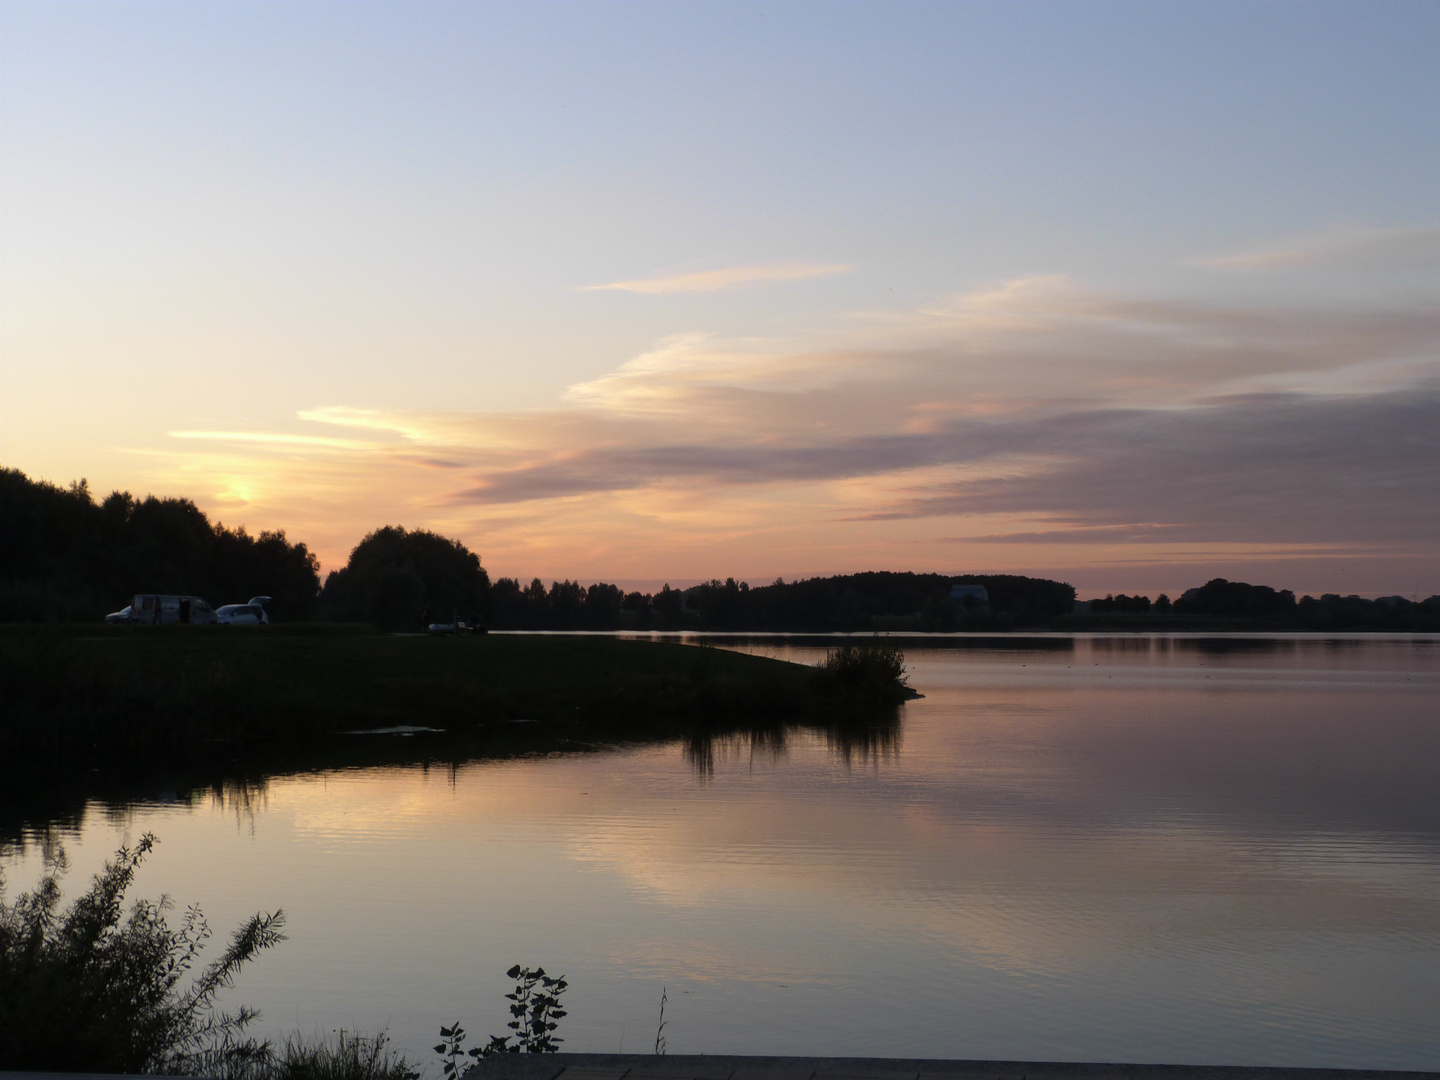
4,468,1435,630
484,571,1076,631
1079,578,1440,629
0,469,1083,630
1175,577,1439,630
1,468,321,622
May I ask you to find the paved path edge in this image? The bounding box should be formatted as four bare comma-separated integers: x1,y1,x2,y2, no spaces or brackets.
459,1054,1440,1080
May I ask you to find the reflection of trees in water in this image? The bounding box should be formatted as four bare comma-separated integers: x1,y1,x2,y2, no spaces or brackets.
1,784,92,857
0,820,74,862
95,779,272,836
1085,635,1389,659
5,706,905,843
820,709,903,768
211,778,271,834
684,727,791,778
1,774,278,857
684,707,903,778
1187,637,1299,655
1088,636,1158,654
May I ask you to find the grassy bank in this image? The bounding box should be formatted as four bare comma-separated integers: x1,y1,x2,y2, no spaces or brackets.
0,625,906,760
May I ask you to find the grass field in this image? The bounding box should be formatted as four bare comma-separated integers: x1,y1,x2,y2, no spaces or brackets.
0,625,905,760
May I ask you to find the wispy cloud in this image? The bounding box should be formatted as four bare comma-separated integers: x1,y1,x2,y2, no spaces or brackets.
846,389,1440,546
581,260,852,295
294,407,430,442
168,430,376,451
958,524,1192,545
146,278,1440,583
1197,225,1440,271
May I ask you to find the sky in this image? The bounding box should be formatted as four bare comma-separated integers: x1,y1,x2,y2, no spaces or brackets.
2,0,1437,596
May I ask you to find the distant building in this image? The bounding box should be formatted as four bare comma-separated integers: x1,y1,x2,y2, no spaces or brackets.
950,584,989,605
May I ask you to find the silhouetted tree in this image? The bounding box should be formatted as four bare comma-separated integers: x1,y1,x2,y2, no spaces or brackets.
692,577,750,628
546,580,585,625
584,582,624,628
488,577,528,627
523,577,549,617
1174,578,1296,620
317,525,489,631
1106,593,1151,613
653,584,683,625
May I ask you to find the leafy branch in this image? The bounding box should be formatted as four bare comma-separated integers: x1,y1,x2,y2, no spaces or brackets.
435,963,569,1076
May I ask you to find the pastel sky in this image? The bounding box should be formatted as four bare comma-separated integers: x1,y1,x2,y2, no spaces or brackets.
2,0,1437,595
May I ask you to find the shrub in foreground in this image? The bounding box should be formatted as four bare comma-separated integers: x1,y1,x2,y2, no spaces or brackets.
0,833,285,1073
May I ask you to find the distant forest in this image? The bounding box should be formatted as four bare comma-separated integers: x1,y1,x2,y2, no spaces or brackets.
3,468,1437,631
487,571,1076,632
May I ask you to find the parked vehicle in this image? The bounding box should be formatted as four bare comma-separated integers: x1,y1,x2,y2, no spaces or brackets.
128,594,221,625
104,604,137,624
216,603,269,626
427,612,487,635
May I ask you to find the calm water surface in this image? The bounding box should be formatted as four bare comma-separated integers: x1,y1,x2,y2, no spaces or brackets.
5,635,1438,1070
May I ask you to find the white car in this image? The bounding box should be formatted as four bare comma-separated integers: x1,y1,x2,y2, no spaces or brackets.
124,594,221,625
216,603,269,626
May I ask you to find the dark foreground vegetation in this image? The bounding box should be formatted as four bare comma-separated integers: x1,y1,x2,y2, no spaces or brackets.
0,626,912,764
0,834,281,1075
5,467,1435,632
0,832,420,1079
1,828,582,1076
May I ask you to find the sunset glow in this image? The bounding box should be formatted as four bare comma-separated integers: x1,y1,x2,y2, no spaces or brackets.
3,2,1435,594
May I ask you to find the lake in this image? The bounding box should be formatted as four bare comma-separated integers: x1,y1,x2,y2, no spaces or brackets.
3,634,1437,1071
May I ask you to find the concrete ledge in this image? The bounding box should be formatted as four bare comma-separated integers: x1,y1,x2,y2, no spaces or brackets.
459,1055,1439,1080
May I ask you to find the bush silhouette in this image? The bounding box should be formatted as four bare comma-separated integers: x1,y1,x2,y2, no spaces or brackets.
318,526,490,631
0,834,284,1073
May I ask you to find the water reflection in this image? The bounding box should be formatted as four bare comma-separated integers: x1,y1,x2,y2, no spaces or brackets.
1,705,910,852
683,708,903,778
2,635,1438,1070
650,632,1079,653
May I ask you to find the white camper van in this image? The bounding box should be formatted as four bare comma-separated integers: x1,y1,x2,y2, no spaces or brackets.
130,594,220,625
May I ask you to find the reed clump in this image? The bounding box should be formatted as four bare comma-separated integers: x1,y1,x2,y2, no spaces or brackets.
813,642,911,701
249,1030,418,1080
